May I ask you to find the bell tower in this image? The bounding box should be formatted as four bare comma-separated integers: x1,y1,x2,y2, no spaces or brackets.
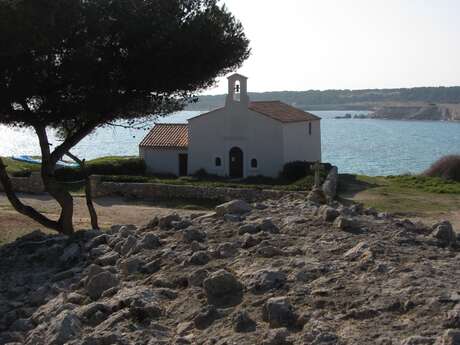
225,73,249,107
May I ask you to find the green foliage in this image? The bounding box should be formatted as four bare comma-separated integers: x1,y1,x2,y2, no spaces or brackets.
55,157,146,181
0,0,250,234
281,161,312,181
284,175,316,191
281,161,331,182
3,156,145,181
241,175,279,186
192,169,221,180
386,175,460,194
0,0,250,129
87,157,146,176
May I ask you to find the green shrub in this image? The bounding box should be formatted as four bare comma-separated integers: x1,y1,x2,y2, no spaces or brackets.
283,175,315,191
281,161,311,181
242,175,278,185
87,156,146,176
148,172,178,179
193,168,209,178
281,161,331,182
192,168,222,181
54,167,85,182
10,169,32,178
54,157,146,181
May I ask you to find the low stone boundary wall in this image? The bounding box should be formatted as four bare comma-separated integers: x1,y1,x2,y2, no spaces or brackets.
0,172,337,203
0,172,45,194
89,176,306,202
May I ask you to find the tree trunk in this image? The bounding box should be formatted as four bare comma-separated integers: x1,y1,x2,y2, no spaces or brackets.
85,174,99,230
66,152,99,230
41,171,75,235
35,125,75,235
0,158,62,232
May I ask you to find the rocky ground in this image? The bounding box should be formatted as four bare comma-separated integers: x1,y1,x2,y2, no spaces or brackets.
1,196,460,345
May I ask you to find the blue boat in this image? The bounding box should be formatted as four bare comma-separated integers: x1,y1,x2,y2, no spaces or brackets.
12,155,79,168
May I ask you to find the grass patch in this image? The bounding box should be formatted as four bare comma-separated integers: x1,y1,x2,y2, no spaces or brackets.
339,173,460,217
386,175,460,194
2,157,41,177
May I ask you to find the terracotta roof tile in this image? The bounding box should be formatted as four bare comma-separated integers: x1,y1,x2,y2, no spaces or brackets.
249,101,320,123
139,124,188,149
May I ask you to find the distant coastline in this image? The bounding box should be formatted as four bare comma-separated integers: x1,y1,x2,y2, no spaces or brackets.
188,86,460,121
329,103,460,122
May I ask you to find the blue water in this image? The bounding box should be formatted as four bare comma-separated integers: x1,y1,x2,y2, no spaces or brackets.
1,110,460,176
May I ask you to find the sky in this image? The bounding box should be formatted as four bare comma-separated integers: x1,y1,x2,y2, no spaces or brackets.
205,0,460,94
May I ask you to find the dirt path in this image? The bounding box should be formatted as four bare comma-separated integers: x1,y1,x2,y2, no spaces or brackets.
0,193,202,244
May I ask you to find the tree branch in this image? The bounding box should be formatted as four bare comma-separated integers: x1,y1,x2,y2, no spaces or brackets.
65,151,83,165
106,120,152,130
50,119,102,165
65,151,99,230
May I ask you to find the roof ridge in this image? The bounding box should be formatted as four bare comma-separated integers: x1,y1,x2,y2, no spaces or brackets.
249,101,321,122
250,100,281,103
153,123,188,126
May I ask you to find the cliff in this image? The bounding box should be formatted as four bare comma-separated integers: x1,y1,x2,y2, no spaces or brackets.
371,103,460,121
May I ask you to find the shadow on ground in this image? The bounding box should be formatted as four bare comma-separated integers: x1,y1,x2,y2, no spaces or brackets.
337,174,379,200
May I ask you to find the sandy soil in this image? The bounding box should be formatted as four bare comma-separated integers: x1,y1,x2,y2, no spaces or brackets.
0,193,200,243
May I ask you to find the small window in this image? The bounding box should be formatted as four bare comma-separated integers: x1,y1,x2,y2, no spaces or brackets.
250,158,258,168
308,122,312,136
215,157,222,167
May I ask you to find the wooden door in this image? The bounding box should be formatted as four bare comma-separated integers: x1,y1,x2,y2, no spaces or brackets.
179,154,188,176
229,147,243,178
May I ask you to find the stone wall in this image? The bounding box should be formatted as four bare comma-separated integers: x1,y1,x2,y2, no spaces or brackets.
89,175,306,203
0,172,45,194
0,172,338,203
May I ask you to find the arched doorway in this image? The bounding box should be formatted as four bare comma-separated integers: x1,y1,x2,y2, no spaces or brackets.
229,147,243,178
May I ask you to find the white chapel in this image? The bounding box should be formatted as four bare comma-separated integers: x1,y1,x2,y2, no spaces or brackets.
139,73,321,178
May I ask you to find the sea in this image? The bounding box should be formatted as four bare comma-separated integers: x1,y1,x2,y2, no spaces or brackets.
1,110,460,176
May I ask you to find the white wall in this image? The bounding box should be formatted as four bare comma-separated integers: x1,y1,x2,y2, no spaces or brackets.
282,120,322,163
140,147,187,176
141,117,322,178
188,102,285,178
